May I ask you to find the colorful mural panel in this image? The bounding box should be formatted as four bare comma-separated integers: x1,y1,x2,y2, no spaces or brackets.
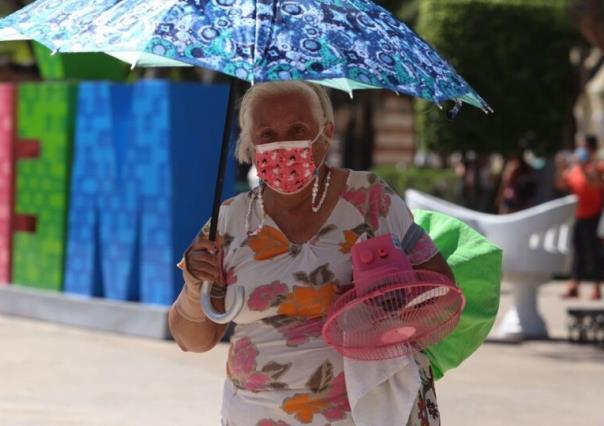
0,83,15,285
1,80,233,306
64,81,232,305
12,83,76,290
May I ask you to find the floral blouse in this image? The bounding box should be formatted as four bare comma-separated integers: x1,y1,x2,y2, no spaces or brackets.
210,171,440,426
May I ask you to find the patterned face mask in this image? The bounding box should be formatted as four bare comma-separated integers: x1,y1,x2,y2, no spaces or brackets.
255,131,324,195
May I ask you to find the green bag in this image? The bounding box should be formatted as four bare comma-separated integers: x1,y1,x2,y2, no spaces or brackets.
413,209,502,380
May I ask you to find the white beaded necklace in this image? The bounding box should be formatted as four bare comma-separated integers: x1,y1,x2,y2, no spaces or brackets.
245,167,332,236
311,167,332,213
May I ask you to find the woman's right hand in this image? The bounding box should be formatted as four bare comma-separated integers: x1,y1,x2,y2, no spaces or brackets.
171,233,228,351
183,234,221,286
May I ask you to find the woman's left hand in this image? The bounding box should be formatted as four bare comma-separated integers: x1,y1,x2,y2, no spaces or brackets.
414,253,455,282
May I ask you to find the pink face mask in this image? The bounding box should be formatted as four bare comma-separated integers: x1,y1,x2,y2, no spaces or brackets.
255,132,323,195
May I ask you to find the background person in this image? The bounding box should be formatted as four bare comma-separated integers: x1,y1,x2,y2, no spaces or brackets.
496,155,537,214
557,135,603,300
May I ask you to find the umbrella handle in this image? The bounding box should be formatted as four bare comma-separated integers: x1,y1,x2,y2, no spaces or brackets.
200,281,244,324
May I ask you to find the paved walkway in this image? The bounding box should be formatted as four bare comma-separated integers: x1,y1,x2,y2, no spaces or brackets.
1,280,603,426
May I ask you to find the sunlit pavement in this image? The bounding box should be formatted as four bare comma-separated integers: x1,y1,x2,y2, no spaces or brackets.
1,280,603,426
0,314,228,425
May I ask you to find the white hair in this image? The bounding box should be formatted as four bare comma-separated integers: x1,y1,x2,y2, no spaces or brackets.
236,81,334,164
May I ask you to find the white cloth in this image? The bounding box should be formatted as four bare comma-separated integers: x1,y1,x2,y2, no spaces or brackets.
344,351,421,426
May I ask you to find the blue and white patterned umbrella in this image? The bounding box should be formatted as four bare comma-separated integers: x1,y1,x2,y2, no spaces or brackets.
0,0,120,49
1,0,490,111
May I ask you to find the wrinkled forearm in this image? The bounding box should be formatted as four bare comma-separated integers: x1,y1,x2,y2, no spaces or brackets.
169,254,228,353
168,302,227,353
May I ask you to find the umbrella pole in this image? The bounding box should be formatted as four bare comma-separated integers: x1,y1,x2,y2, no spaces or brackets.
208,78,238,242
201,78,245,324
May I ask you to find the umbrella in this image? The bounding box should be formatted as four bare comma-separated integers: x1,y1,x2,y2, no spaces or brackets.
0,0,120,48
1,0,490,109
0,0,491,323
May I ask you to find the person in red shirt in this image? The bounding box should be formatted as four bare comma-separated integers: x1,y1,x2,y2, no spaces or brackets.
557,135,603,300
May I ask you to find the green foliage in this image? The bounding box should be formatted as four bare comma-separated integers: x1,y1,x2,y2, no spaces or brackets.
376,0,419,26
397,0,420,26
376,0,406,13
0,41,34,65
373,165,461,202
0,5,14,16
416,0,581,156
0,5,34,66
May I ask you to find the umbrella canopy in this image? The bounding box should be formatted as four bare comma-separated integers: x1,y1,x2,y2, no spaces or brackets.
0,0,120,48
1,0,489,110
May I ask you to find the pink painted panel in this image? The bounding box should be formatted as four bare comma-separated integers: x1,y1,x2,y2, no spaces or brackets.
0,84,15,285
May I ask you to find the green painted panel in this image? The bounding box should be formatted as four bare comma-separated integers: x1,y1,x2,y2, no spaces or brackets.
12,83,77,291
33,42,128,81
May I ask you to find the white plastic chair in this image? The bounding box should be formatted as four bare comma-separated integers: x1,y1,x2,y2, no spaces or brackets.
405,189,578,340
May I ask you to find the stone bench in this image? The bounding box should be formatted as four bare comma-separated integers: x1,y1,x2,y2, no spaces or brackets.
405,189,578,340
567,308,604,345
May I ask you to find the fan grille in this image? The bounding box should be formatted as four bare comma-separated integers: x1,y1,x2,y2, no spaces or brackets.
322,270,464,360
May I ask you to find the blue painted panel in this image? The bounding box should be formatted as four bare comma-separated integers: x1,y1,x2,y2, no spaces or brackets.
64,81,233,305
132,81,232,304
64,82,137,300
168,82,233,304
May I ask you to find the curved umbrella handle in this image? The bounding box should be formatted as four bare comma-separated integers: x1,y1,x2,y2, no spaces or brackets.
200,281,244,324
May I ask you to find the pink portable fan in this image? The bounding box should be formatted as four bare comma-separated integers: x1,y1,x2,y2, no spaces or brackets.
322,232,465,360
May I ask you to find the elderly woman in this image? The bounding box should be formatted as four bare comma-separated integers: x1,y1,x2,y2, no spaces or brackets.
169,81,454,426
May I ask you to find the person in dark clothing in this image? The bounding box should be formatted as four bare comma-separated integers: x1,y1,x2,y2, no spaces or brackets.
497,155,537,214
